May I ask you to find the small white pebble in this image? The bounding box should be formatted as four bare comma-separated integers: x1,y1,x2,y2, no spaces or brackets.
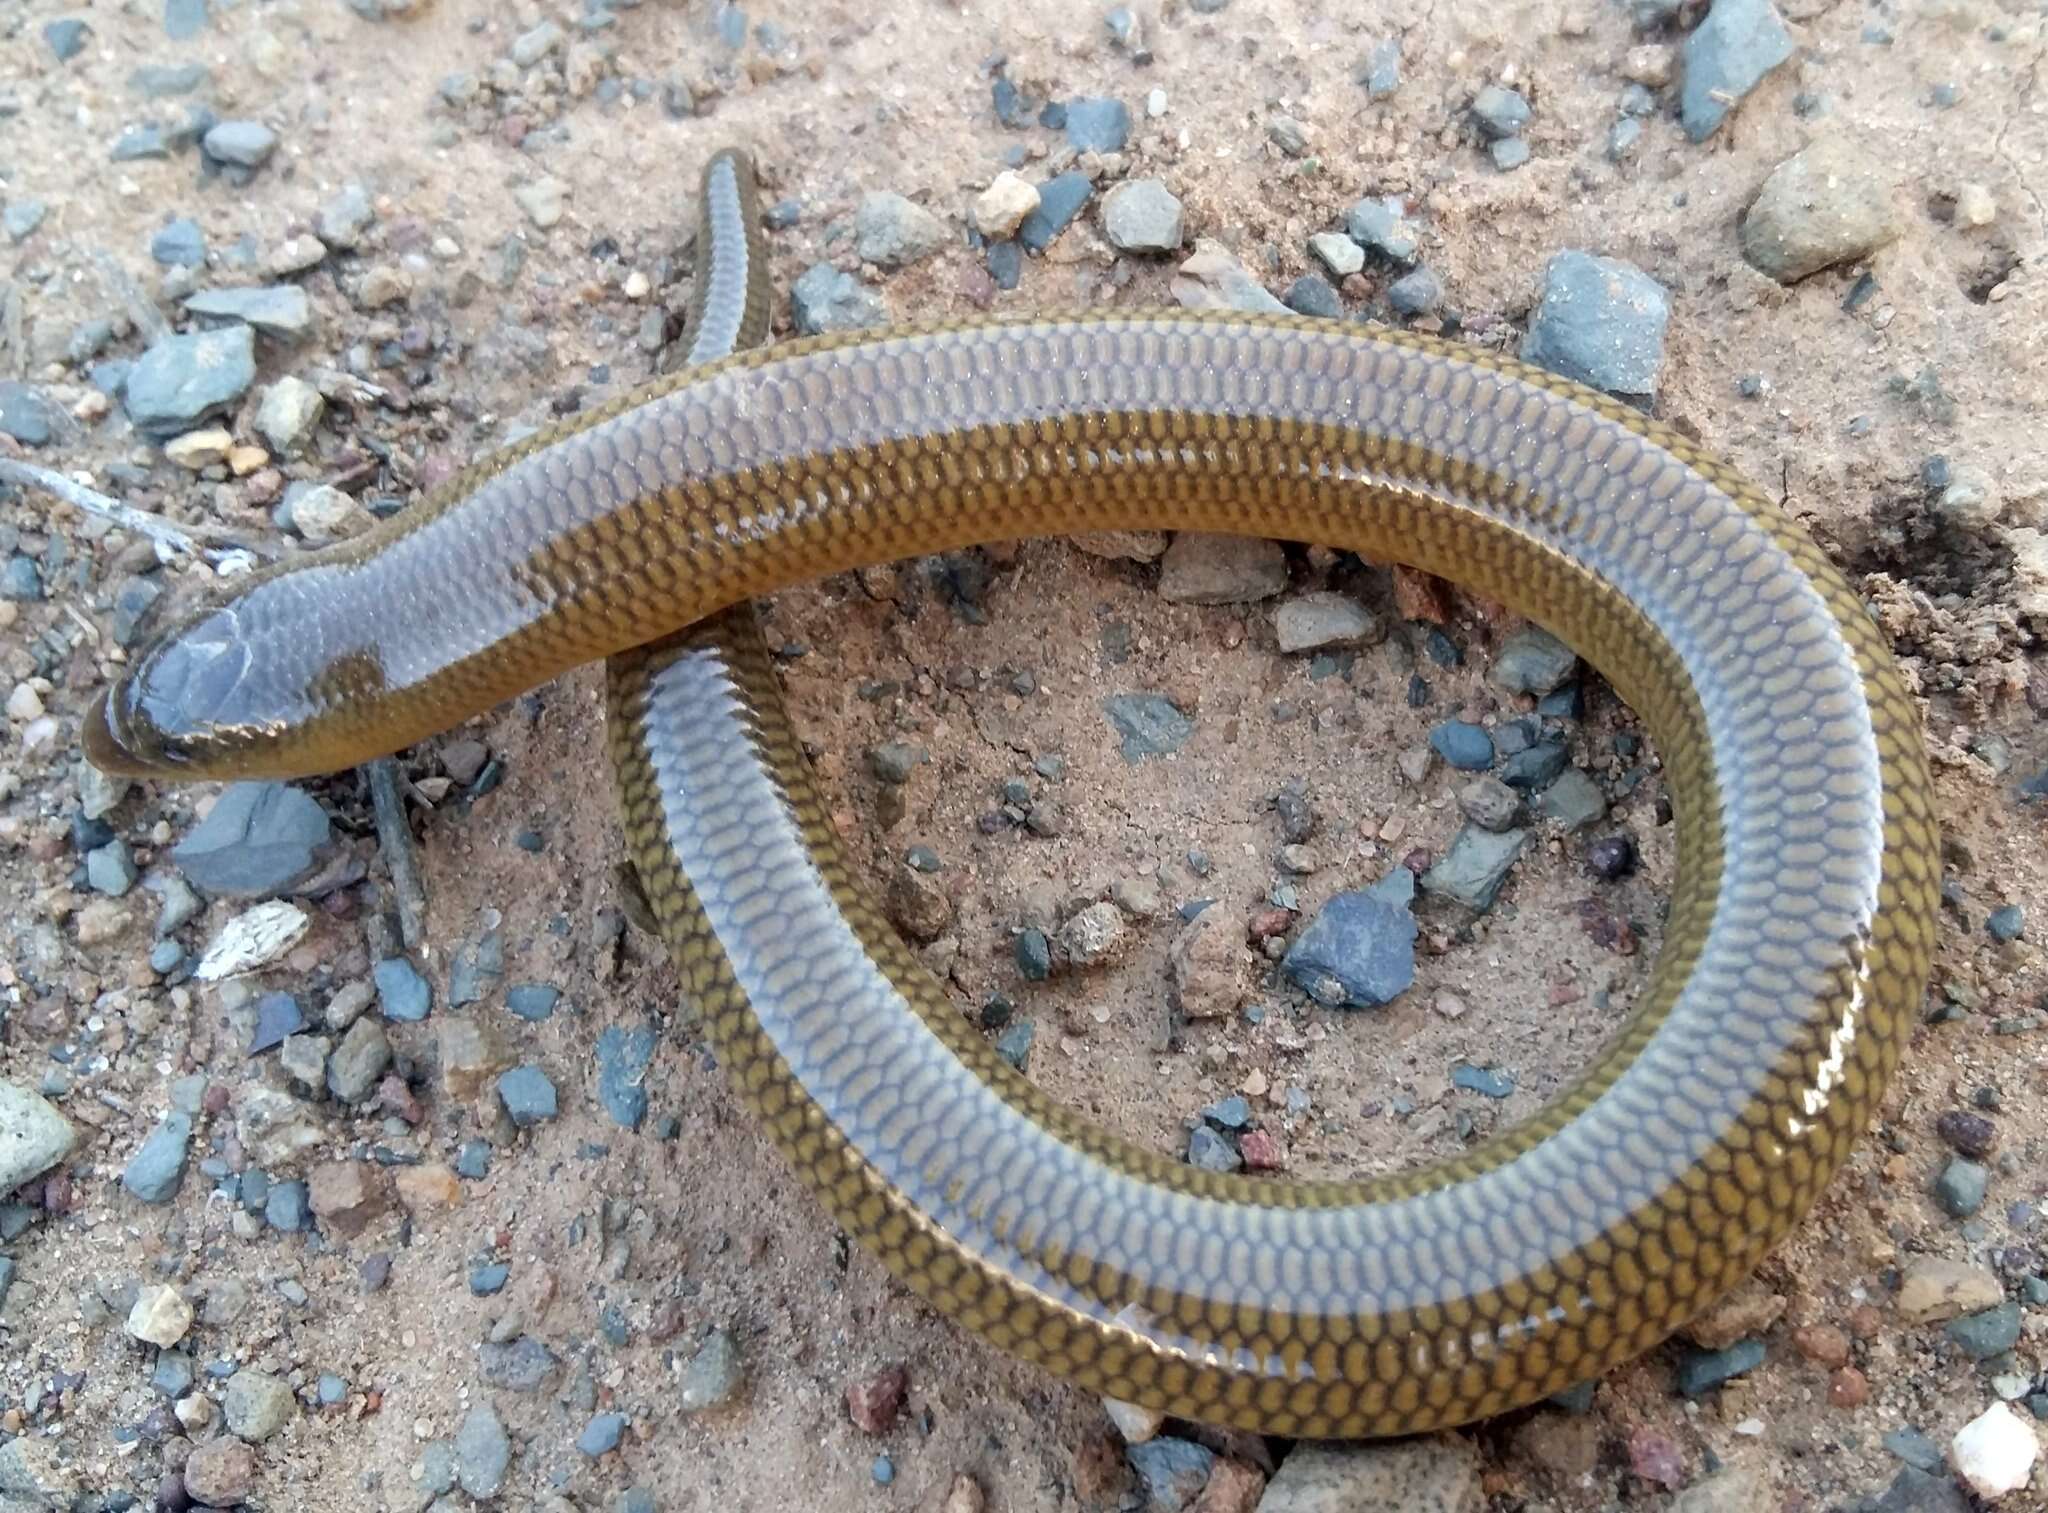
622,269,651,300
1147,87,1168,117
6,683,45,722
431,235,462,260
1952,1402,2039,1501
1733,1417,1765,1437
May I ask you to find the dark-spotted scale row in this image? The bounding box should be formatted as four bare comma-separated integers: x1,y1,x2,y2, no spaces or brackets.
88,150,1939,1439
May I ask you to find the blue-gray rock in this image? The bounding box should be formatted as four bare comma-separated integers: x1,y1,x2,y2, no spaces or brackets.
0,1082,78,1197
1388,267,1442,316
455,1140,492,1180
1018,172,1093,253
853,191,947,268
1535,769,1607,831
1470,84,1530,139
1101,178,1184,254
1361,37,1401,96
1105,7,1141,49
265,1179,309,1230
0,383,54,447
1675,1337,1765,1396
1858,1466,1972,1513
201,119,278,167
790,264,886,335
170,781,331,896
150,218,207,267
1986,905,2023,942
1345,196,1418,262
1126,1438,1215,1512
479,1334,558,1392
111,125,170,162
373,959,430,1022
0,1256,14,1310
455,1402,511,1499
1934,1158,1987,1217
1202,1095,1252,1131
1492,627,1578,695
1881,1426,1943,1473
1608,117,1644,161
2,201,46,244
1186,1124,1241,1172
986,239,1022,290
1452,1062,1515,1098
1282,879,1416,1009
248,992,305,1054
1103,694,1194,761
45,17,90,58
1520,250,1670,398
469,1260,509,1296
124,324,257,434
122,1111,192,1203
448,931,503,1007
618,1492,656,1513
1490,138,1532,172
86,840,138,897
1680,0,1793,141
1422,826,1528,912
505,983,559,1021
316,1372,347,1406
152,1351,195,1399
1945,1301,2021,1360
131,60,210,95
1,556,42,600
327,1018,390,1102
1501,741,1568,791
1066,96,1131,152
577,1412,627,1457
1429,721,1495,771
995,1019,1034,1069
1284,274,1341,319
596,1022,655,1130
164,0,210,38
314,184,375,250
184,285,314,339
498,1065,558,1127
112,576,164,645
1014,928,1052,982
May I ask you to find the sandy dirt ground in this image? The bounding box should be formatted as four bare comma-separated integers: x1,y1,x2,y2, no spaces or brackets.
2,0,2047,1509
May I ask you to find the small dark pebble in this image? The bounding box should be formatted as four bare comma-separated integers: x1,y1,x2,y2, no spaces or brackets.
455,1140,492,1180
1675,1338,1765,1397
1586,834,1638,881
1944,1301,2020,1360
1283,274,1341,318
995,1019,1033,1070
469,1260,510,1297
1014,928,1051,981
1451,1063,1515,1098
1186,1125,1242,1172
1429,721,1495,771
1986,904,2023,941
1881,1425,1943,1472
1935,1109,1996,1159
1202,1095,1251,1131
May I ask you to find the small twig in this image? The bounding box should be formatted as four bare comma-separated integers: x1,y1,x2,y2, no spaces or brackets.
366,756,428,949
0,457,273,563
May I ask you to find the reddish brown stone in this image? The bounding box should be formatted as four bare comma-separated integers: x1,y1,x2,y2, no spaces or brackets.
1238,1130,1285,1171
1190,1458,1265,1513
1791,1323,1850,1368
307,1160,390,1239
1827,1366,1868,1407
845,1364,909,1434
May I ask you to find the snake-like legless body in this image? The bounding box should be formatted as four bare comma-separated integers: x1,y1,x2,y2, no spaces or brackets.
86,149,1938,1438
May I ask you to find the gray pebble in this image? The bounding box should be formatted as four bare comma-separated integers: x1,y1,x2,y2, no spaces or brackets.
1101,178,1184,254
510,18,564,65
150,218,207,268
1360,37,1401,97
265,1179,309,1231
1282,873,1417,1009
169,781,332,898
1490,138,1532,172
1429,721,1495,771
152,1350,195,1399
869,742,926,784
315,184,375,250
1101,694,1193,762
1945,1301,2021,1360
1158,531,1287,603
449,931,503,1007
1934,1158,1987,1217
469,1260,509,1296
1535,769,1607,831
455,1140,492,1180
1739,136,1901,283
1344,196,1418,263
1470,84,1530,139
1452,1062,1516,1098
1127,1438,1214,1510
1422,826,1527,912
327,1017,390,1102
986,239,1022,290
1881,1427,1943,1473
1267,114,1310,156
479,1335,559,1393
131,61,210,96
247,991,305,1055
316,1372,347,1406
123,324,257,434
1459,776,1522,832
373,958,431,1022
154,874,204,936
1065,96,1131,152
163,0,209,39
505,983,560,1021
222,1369,296,1442
121,1110,192,1203
1680,0,1793,141
498,1064,558,1127
0,1083,76,1200
1,556,44,600
454,1401,511,1498
44,17,91,59
1308,231,1363,278
184,285,314,339
1501,741,1568,791
1608,117,1644,161
277,1033,327,1090
0,384,54,448
1187,1124,1241,1171
1986,904,2023,942
1520,249,1670,398
679,1327,744,1413
201,120,278,168
854,191,947,268
1014,928,1052,981
3,201,48,244
596,1022,655,1130
995,1020,1034,1069
1275,591,1377,652
790,263,886,335
86,840,139,897
1283,274,1341,319
1674,1338,1765,1396
577,1412,627,1457
1017,172,1093,253
110,125,170,162
1387,266,1441,315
